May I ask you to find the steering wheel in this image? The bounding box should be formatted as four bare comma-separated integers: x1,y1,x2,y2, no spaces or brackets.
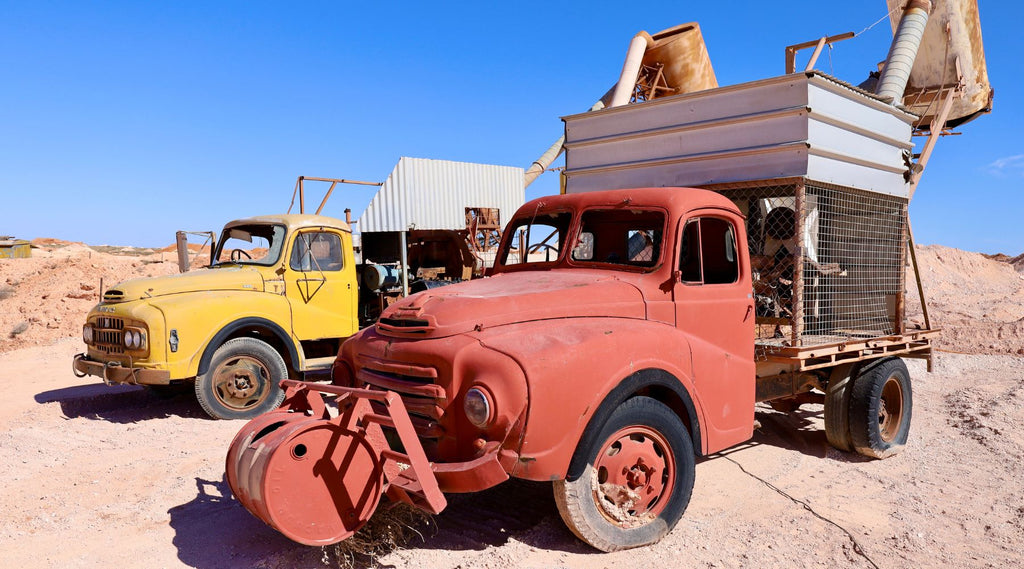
230,248,252,261
527,243,558,255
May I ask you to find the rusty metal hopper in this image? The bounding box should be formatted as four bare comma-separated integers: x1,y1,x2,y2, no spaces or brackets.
885,0,992,129
639,23,718,99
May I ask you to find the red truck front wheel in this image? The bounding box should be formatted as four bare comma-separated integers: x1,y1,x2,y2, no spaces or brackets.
553,396,695,551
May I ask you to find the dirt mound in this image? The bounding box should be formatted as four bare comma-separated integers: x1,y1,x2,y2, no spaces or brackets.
0,247,178,353
906,245,1024,355
30,237,83,248
157,242,212,254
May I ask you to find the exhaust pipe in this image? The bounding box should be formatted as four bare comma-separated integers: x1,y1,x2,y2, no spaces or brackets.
876,0,932,104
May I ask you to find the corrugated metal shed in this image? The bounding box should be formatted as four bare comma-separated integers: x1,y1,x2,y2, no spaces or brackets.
359,157,524,233
562,72,917,198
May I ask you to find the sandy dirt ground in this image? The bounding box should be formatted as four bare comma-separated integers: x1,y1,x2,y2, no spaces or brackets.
1,242,1023,568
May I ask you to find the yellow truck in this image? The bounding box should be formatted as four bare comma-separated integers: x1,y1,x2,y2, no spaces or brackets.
73,213,359,419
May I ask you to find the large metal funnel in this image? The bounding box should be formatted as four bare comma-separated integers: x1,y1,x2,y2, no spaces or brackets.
885,0,992,128
641,23,718,95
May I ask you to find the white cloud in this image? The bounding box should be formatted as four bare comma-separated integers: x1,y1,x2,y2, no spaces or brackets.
986,154,1024,177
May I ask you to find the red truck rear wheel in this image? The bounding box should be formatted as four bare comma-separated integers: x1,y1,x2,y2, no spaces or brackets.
849,358,912,458
553,396,695,551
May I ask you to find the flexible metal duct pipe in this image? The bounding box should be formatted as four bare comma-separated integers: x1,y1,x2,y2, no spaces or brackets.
876,0,932,104
523,89,614,188
524,32,654,188
609,32,655,107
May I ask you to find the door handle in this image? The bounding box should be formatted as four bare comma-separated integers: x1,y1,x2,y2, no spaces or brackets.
743,304,753,321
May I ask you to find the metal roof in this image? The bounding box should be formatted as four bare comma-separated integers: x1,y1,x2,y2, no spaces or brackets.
358,157,524,233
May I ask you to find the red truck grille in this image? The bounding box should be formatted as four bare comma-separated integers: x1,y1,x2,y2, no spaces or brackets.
356,357,446,438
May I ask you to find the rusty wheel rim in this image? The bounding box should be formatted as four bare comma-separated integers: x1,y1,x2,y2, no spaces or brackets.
212,355,271,411
592,426,675,526
878,375,904,443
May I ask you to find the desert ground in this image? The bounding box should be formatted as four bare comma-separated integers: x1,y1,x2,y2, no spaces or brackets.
1,240,1022,568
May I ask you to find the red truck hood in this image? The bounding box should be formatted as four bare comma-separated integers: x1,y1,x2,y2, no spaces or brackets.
376,270,647,338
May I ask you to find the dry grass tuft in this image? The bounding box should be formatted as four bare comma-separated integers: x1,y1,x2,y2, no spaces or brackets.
320,502,433,568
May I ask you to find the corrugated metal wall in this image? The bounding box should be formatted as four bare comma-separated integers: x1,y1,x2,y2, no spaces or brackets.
359,157,524,233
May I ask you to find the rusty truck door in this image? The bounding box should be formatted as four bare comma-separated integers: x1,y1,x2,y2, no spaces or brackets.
673,211,756,447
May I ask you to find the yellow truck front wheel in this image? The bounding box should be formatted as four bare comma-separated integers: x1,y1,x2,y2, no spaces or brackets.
195,337,288,420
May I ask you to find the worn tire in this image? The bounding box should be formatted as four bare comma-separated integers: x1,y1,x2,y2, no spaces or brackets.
849,358,912,459
553,396,695,552
824,364,854,452
195,337,288,420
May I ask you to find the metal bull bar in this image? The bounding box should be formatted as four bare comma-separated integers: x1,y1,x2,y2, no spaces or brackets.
226,379,447,546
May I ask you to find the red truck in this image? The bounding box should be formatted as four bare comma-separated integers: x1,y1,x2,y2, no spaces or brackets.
226,186,933,551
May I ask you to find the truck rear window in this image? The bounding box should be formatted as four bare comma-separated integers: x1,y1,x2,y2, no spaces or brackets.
570,209,665,270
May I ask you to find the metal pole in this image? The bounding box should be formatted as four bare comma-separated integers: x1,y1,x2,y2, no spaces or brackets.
784,33,854,74
908,88,957,199
792,181,806,346
315,181,339,215
400,231,409,297
803,37,828,72
906,216,931,331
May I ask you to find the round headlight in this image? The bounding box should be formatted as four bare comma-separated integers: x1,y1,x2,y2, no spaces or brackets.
463,387,492,428
82,324,94,344
123,329,141,349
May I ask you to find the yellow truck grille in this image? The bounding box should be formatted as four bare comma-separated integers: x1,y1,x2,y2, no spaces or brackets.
93,317,125,355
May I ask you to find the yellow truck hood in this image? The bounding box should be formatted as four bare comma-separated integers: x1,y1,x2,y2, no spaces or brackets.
103,267,265,302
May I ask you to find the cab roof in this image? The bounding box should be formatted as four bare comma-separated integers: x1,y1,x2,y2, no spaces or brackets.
523,187,740,216
223,213,351,233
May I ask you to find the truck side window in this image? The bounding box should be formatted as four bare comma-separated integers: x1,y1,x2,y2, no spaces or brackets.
679,220,702,282
701,218,738,284
679,218,739,285
290,232,343,272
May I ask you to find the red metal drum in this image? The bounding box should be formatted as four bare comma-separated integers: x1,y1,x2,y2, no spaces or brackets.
226,410,312,511
230,416,386,545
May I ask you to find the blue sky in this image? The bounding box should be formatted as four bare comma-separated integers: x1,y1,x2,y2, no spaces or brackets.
2,1,1020,254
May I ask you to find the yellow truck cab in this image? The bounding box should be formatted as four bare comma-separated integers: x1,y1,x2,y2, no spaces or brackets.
74,214,358,419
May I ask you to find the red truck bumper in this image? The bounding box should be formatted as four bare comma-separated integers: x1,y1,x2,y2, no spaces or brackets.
225,380,511,546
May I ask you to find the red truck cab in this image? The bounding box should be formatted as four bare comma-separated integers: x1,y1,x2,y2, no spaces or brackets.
334,187,755,549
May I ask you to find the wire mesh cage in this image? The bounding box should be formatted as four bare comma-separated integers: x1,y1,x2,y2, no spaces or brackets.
705,178,908,357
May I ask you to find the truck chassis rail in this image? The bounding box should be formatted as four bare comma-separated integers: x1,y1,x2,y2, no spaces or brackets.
759,329,939,371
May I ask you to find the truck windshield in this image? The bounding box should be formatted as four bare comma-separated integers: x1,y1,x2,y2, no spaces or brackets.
499,211,572,266
569,208,665,270
213,224,286,267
